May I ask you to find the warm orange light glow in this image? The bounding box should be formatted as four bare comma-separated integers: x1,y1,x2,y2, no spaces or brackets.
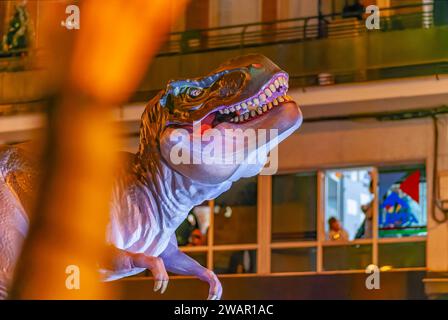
12,0,189,299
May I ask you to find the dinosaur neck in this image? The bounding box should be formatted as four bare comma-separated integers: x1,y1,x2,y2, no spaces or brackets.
138,151,233,223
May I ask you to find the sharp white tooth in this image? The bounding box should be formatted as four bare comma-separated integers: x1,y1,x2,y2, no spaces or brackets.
244,113,249,120
230,107,235,112
230,118,234,122
224,108,230,114
250,110,256,117
268,102,273,109
262,105,267,112
265,89,272,97
269,84,276,92
256,108,263,115
219,109,224,114
280,77,286,84
274,80,280,88
241,102,248,109
260,93,267,102
247,101,253,106
234,116,239,123
273,98,279,106
278,96,284,102
235,105,241,110
239,115,244,121
253,98,260,105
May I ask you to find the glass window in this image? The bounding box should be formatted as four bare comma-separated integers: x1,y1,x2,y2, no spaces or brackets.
213,250,257,275
213,177,258,245
379,242,426,268
271,247,317,272
323,244,372,271
378,165,427,238
324,168,374,241
272,172,317,242
176,202,210,247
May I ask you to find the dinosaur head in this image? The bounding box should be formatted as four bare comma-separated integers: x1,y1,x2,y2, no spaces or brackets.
139,54,302,184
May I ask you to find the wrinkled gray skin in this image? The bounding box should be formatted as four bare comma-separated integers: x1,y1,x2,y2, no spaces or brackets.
0,54,302,299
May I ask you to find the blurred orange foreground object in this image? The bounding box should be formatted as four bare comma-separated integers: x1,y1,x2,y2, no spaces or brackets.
11,0,189,299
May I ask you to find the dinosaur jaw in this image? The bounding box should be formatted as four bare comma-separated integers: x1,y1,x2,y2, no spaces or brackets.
158,99,301,185
204,72,292,128
158,68,302,185
215,100,301,135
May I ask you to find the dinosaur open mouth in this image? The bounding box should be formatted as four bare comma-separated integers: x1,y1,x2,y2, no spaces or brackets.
206,72,293,127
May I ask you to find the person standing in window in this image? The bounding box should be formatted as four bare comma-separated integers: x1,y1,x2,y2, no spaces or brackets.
327,217,349,241
356,180,374,239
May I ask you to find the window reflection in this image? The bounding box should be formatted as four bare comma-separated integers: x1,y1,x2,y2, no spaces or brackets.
379,242,426,268
214,177,257,245
213,250,257,274
323,244,372,271
271,247,317,272
272,172,317,242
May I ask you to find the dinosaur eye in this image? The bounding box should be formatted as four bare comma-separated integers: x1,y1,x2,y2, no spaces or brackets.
188,88,203,98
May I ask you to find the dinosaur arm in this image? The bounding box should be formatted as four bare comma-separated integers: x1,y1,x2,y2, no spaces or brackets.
100,245,169,293
101,245,135,273
159,234,222,300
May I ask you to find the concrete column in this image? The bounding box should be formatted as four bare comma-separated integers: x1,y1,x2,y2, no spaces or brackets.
185,0,209,49
425,115,448,299
262,0,277,42
186,0,209,30
262,0,277,22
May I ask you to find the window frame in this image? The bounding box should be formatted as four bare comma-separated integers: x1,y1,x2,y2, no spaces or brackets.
143,162,428,280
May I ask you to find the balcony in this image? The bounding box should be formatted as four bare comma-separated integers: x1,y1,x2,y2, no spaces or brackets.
1,3,447,109
134,2,448,99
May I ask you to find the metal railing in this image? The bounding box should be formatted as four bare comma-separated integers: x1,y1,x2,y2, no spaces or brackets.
0,48,34,71
0,3,439,70
158,3,436,55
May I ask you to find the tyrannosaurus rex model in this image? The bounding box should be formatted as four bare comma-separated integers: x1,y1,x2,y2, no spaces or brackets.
0,54,302,299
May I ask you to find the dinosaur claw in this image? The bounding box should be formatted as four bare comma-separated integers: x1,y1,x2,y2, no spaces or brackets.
154,280,163,292
161,280,169,294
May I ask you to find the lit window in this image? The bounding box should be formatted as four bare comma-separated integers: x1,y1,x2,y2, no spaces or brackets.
324,168,374,241
378,165,427,238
